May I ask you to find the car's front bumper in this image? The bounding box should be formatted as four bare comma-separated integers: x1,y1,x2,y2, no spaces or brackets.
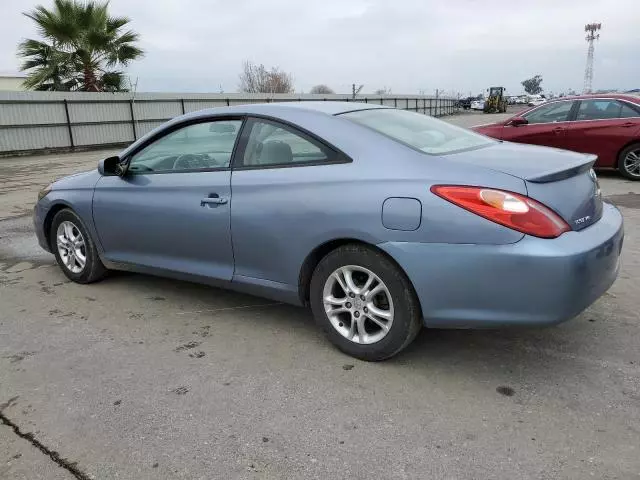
380,202,624,328
33,201,51,252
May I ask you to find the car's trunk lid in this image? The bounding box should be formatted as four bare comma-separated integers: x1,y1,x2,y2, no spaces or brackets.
446,142,603,231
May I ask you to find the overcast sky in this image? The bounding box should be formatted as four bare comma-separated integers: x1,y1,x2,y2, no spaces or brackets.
1,0,638,95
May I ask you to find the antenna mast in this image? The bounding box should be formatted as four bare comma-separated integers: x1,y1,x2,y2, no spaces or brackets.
583,23,601,94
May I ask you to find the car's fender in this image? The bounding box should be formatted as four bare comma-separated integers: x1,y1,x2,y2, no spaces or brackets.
38,169,104,253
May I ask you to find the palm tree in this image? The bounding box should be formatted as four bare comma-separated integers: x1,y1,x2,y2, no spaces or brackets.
18,0,143,91
18,39,79,91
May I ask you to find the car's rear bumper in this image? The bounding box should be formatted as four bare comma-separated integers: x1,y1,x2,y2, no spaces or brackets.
380,202,623,328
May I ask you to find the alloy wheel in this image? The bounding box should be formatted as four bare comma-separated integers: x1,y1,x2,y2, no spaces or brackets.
623,149,640,178
56,221,86,274
322,265,394,345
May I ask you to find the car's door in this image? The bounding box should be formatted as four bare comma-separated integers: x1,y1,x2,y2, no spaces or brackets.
563,99,640,168
502,100,576,149
229,117,351,296
92,117,244,280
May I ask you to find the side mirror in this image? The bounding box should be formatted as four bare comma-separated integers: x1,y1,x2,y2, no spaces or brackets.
98,156,126,176
508,116,528,127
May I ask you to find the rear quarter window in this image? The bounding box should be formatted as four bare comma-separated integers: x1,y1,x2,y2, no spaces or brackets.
619,102,640,118
340,108,494,155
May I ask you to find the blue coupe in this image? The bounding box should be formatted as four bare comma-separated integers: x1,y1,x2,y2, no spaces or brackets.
34,102,623,360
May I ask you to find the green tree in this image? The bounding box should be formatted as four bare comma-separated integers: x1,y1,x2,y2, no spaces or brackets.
18,0,143,91
310,84,334,94
521,75,543,95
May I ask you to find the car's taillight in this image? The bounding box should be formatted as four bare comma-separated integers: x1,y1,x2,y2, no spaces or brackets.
431,185,570,239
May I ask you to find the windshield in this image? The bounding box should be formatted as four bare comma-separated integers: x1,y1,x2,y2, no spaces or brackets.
340,108,494,154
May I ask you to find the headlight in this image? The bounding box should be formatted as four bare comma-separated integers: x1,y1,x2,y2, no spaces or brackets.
37,184,52,201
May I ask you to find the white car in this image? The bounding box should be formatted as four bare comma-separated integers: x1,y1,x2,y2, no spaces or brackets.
527,97,546,107
470,100,485,110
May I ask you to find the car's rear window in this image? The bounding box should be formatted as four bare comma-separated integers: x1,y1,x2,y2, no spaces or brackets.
340,108,494,155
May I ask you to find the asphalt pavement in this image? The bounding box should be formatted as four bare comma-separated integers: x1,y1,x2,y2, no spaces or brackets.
1,111,639,480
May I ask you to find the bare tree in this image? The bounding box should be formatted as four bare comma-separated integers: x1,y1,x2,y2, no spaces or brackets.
310,84,334,94
238,61,294,93
268,69,294,94
374,87,392,95
238,61,268,93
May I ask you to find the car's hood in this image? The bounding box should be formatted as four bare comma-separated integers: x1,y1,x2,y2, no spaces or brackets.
446,141,595,182
52,169,101,189
472,122,504,132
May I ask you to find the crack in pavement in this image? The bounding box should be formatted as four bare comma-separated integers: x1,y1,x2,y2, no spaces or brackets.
0,396,92,480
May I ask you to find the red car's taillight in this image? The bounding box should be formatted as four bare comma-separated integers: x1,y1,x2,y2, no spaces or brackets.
431,185,570,239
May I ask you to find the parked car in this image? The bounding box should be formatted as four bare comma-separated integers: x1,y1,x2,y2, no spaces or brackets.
457,97,473,110
527,98,546,107
473,94,640,179
470,99,485,110
34,102,623,360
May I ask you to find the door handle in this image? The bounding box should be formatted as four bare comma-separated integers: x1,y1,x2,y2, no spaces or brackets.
621,122,636,128
200,194,228,207
552,127,565,134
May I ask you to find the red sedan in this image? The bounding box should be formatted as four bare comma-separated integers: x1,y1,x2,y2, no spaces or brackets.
473,94,640,180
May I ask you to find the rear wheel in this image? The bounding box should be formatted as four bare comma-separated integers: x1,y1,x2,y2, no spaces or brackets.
618,143,640,180
309,244,422,361
51,209,107,283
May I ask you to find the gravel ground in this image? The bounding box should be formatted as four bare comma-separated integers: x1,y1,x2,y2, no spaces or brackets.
1,112,639,480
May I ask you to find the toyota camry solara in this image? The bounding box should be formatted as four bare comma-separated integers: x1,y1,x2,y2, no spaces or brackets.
34,102,623,361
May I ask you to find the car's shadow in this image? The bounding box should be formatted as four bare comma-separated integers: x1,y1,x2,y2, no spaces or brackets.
101,271,599,386
596,170,620,179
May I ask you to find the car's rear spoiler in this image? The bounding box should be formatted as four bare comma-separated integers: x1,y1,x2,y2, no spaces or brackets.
526,154,597,183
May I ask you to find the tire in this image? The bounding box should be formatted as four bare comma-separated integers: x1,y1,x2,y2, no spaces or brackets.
617,143,640,180
309,244,422,361
50,209,108,284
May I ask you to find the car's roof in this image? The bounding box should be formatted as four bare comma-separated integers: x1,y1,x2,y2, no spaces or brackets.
183,101,389,120
119,101,393,159
546,93,640,103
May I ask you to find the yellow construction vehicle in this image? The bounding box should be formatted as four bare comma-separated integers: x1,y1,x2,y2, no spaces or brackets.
483,87,508,113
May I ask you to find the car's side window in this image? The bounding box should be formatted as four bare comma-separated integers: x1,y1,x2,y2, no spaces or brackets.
523,101,574,124
241,119,336,167
128,119,243,174
619,102,640,118
575,99,621,121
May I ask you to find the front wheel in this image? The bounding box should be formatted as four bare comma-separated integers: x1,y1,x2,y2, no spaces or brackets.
50,209,108,283
310,244,422,361
618,143,640,180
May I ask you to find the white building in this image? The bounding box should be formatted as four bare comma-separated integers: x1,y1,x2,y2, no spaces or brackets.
0,74,27,91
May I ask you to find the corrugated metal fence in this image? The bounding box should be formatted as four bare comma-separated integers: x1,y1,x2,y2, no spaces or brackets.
0,92,459,155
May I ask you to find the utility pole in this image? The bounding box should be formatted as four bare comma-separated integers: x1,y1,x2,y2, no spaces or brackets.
128,76,139,138
583,23,601,94
128,76,139,96
352,83,363,100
